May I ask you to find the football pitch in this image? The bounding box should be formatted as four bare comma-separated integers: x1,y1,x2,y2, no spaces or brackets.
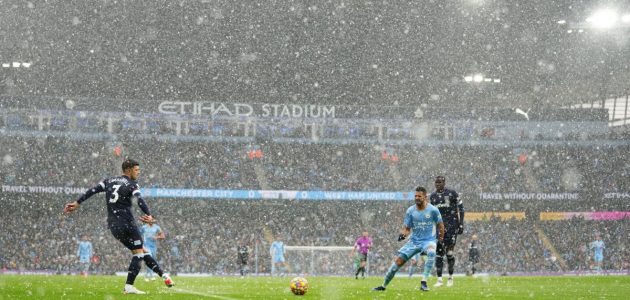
1,274,629,299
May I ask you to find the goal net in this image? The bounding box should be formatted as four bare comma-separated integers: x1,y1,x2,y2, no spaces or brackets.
283,246,358,276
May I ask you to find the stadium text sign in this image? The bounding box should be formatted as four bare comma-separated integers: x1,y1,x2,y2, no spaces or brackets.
478,192,579,200
604,192,630,199
158,101,336,118
1,185,86,194
2,185,601,202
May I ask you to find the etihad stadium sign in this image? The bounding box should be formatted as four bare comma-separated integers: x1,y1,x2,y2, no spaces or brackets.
158,101,336,118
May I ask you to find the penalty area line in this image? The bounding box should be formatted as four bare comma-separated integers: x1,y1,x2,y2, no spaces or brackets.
171,287,239,300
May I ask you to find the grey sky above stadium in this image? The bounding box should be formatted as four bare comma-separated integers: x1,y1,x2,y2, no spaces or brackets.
1,0,629,109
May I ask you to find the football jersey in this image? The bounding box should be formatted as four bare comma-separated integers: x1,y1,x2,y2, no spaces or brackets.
403,204,443,244
354,236,372,255
238,245,249,260
100,175,142,227
430,188,462,224
77,241,93,259
591,240,605,256
77,174,151,229
141,224,162,247
270,241,285,257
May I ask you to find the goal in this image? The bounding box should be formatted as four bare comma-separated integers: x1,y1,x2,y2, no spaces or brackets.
283,245,357,276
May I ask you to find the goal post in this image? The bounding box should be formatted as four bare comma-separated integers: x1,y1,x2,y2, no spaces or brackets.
283,246,358,276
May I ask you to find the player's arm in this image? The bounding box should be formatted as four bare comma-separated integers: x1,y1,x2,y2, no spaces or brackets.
132,186,154,223
456,191,465,234
437,221,445,242
64,181,106,213
156,228,166,240
399,208,414,241
398,226,411,241
433,208,445,242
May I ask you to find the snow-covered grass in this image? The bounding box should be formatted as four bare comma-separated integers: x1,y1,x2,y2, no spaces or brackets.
1,274,629,299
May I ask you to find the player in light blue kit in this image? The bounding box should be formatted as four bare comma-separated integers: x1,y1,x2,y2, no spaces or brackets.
77,235,93,277
141,221,165,281
590,233,605,271
373,186,445,292
270,235,287,276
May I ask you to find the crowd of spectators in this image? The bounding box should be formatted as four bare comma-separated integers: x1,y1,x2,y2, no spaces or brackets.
542,218,630,272
2,133,629,275
2,135,629,212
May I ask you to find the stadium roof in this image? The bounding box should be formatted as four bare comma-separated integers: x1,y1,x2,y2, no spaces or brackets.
1,0,630,109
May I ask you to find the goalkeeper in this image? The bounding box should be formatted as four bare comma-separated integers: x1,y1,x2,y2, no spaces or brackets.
372,186,445,292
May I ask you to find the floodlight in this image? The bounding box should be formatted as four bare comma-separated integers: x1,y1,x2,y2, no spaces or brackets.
587,9,619,29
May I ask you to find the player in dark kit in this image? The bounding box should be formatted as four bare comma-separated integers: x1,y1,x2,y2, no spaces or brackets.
64,159,174,294
468,234,479,275
430,176,464,287
237,240,249,277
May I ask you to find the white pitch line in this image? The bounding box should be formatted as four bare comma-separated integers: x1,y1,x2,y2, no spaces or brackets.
171,287,239,300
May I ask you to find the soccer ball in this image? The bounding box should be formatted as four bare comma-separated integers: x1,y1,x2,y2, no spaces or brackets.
290,277,308,295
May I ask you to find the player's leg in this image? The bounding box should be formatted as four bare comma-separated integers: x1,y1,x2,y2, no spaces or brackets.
408,255,418,277
275,258,285,276
354,255,361,278
78,260,87,277
594,255,603,271
281,259,288,275
241,260,248,276
110,226,147,294
356,254,367,278
273,258,286,276
141,247,173,286
372,243,416,291
113,226,173,293
445,244,456,286
271,256,285,276
420,242,437,291
78,260,84,276
83,261,90,277
360,257,367,278
145,245,158,280
434,241,445,287
373,256,406,291
144,247,152,280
